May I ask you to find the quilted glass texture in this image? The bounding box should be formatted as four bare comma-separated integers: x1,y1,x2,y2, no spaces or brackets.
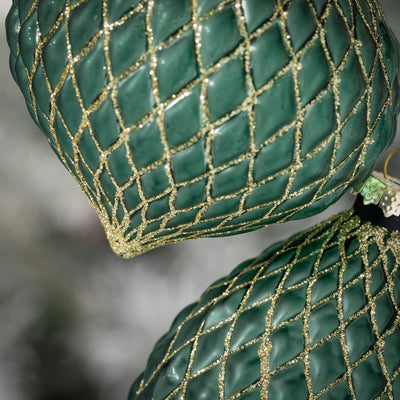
6,0,400,257
128,210,400,399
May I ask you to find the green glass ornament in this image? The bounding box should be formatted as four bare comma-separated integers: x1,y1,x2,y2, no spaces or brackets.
6,0,400,257
129,199,400,399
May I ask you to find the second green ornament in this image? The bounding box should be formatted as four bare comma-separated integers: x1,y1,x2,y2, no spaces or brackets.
129,199,400,399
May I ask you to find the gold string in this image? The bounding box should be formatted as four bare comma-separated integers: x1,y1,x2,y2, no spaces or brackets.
383,147,400,180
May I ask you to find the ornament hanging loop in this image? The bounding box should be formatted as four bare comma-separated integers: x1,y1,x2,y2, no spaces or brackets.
383,147,400,180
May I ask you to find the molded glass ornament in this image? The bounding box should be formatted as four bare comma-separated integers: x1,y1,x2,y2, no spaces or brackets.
129,202,400,399
6,0,400,257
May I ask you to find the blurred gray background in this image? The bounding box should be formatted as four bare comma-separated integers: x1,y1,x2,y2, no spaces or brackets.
0,1,399,399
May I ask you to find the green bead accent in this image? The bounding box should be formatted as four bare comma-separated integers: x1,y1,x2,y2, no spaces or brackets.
360,175,387,205
6,0,400,257
129,210,400,399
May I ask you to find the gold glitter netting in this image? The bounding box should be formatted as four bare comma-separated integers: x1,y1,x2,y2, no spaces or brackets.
129,210,400,399
7,0,400,257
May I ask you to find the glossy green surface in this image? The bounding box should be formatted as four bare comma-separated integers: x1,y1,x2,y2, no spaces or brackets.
129,210,400,399
6,0,400,256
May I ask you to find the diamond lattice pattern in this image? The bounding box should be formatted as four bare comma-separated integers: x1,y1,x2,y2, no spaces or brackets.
7,0,400,256
129,211,400,399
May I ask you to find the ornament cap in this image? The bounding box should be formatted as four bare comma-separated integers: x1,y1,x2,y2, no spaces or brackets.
354,195,400,232
353,148,400,218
